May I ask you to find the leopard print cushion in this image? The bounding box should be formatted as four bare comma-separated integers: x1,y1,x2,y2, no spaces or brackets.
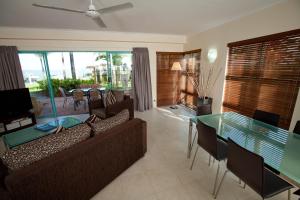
91,109,129,135
1,123,91,171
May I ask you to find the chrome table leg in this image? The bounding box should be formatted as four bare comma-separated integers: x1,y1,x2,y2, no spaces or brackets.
187,119,193,158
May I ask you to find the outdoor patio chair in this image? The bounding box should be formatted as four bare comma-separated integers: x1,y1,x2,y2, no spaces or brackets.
87,88,101,102
91,84,101,89
58,87,72,108
30,96,43,117
72,89,86,111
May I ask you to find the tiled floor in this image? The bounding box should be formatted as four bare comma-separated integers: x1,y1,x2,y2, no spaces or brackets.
92,106,297,200
0,107,297,199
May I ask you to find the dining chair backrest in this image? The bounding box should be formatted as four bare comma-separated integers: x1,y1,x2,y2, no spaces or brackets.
73,89,84,101
59,87,67,98
253,109,280,127
196,120,218,159
294,121,300,134
196,104,212,116
227,139,264,196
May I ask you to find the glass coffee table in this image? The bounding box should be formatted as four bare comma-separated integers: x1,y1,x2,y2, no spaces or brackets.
3,117,82,149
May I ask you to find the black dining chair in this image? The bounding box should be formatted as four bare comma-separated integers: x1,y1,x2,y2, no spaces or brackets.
190,120,227,196
191,104,213,151
253,109,280,127
293,121,300,199
214,138,293,199
196,103,212,116
293,121,300,134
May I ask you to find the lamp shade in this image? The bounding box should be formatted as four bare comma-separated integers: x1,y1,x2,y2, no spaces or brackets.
171,62,182,71
207,48,218,63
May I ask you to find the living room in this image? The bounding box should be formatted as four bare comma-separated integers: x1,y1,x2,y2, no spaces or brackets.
0,0,300,200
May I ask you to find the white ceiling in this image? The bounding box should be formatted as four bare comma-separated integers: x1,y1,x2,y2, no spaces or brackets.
0,0,284,35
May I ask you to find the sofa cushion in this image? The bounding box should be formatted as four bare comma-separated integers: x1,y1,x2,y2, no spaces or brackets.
1,123,91,171
112,90,125,102
106,90,117,106
91,109,129,135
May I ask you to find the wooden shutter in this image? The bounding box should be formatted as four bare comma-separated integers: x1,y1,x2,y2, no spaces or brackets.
156,49,201,107
180,50,201,109
223,29,300,129
157,52,183,106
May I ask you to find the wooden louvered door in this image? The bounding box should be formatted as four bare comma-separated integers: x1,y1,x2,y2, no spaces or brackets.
157,52,183,106
180,50,201,109
223,29,300,129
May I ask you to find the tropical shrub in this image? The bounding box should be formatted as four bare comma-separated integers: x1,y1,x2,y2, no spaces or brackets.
37,78,94,96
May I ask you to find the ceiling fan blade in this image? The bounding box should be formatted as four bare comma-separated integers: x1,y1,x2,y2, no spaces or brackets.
32,3,85,14
92,16,107,28
97,2,133,14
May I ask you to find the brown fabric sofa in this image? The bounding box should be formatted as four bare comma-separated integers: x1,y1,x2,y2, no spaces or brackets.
89,94,134,119
1,118,147,200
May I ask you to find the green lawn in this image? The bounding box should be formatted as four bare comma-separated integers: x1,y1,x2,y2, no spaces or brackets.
26,83,42,92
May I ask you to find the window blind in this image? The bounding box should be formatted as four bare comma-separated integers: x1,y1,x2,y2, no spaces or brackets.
223,29,300,129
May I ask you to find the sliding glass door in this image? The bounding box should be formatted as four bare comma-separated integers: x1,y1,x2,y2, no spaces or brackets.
18,51,132,118
109,52,132,89
19,53,56,119
46,52,109,116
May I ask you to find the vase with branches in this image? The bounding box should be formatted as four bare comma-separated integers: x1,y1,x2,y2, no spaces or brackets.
182,51,223,104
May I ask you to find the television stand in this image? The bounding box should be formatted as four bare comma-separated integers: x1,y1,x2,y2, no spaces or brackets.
0,111,36,136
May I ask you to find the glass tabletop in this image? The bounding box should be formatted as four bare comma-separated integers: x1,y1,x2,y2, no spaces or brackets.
3,117,82,148
192,112,300,186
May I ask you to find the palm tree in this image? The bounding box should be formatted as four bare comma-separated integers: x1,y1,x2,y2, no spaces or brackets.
96,53,123,87
69,52,76,79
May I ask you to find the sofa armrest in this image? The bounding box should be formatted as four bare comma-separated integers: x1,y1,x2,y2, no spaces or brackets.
106,98,134,119
4,118,146,200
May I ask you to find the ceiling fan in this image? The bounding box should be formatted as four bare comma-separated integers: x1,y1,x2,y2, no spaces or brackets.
32,0,133,28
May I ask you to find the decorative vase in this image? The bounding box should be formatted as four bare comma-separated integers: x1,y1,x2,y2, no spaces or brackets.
203,97,209,104
197,96,213,105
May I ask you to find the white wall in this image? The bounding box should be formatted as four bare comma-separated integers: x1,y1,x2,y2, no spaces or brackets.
0,27,186,107
184,0,300,131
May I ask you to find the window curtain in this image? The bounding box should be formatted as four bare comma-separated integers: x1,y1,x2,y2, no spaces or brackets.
132,48,153,111
0,46,25,90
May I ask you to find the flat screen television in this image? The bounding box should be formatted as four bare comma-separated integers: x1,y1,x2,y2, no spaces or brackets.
0,88,33,118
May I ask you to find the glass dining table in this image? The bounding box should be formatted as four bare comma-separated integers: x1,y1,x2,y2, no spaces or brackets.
188,112,300,187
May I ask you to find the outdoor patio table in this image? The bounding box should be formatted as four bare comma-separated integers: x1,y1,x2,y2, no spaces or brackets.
68,87,106,95
188,112,300,188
